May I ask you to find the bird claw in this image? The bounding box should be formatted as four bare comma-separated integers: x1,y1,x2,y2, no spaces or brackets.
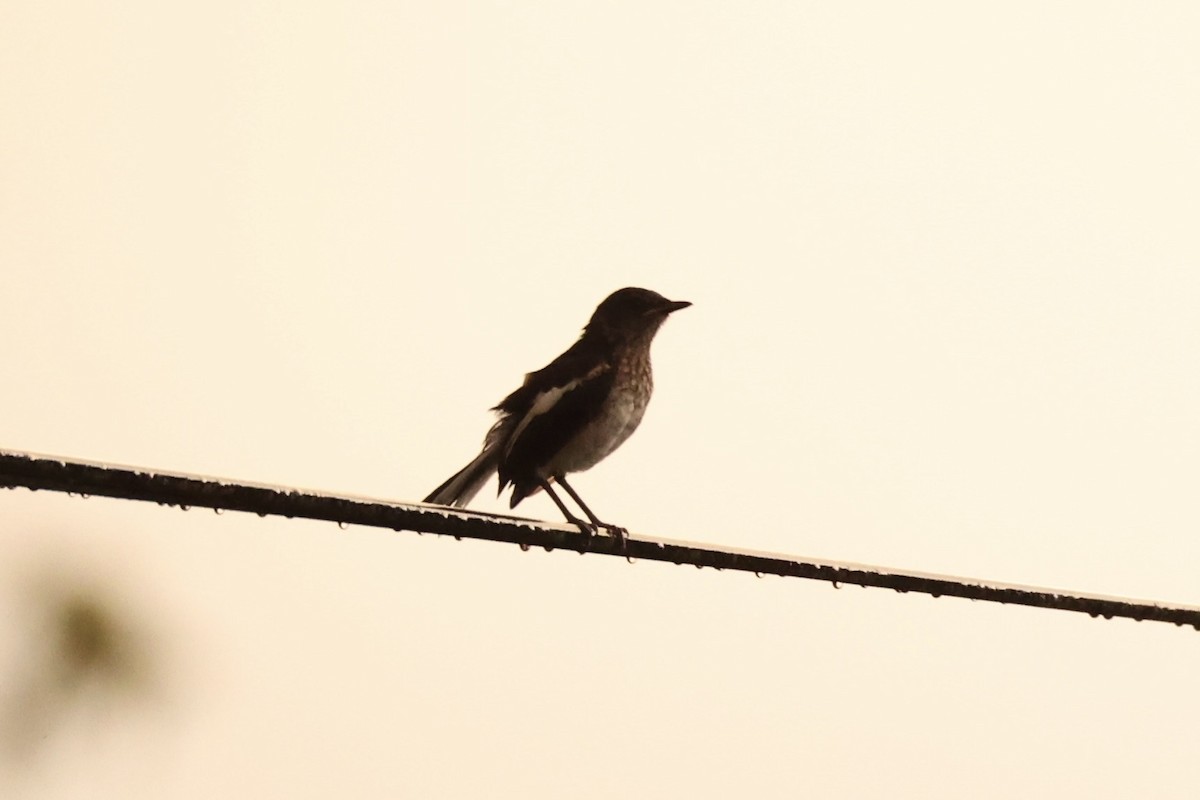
595,523,629,557
566,517,598,550
602,524,628,546
566,519,627,554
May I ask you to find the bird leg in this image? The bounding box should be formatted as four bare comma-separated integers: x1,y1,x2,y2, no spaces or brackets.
538,478,596,542
556,476,628,547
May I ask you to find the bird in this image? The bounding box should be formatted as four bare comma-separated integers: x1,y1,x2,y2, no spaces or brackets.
424,287,690,537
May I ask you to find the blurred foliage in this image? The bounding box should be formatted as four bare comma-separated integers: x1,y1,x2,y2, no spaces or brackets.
1,574,157,764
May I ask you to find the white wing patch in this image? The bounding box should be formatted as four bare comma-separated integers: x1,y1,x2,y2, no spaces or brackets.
504,363,606,459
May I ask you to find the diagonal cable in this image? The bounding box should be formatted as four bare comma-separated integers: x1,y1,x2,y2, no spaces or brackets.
1,449,1196,630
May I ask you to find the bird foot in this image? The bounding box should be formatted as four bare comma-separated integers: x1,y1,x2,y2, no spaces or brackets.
564,516,598,550
589,523,628,557
601,524,628,548
564,518,627,553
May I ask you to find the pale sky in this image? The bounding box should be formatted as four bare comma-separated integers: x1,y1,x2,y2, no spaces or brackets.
2,2,1199,797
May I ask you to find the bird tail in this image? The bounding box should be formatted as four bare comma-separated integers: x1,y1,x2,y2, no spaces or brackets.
423,444,500,508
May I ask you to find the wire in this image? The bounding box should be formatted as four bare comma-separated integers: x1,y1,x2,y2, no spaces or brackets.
2,449,1196,630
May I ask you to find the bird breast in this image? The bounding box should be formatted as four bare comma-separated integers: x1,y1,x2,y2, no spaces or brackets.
542,353,653,476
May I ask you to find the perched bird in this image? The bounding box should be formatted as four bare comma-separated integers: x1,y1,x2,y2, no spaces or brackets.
424,287,690,536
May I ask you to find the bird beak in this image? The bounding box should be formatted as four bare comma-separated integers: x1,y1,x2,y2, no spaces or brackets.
659,299,692,315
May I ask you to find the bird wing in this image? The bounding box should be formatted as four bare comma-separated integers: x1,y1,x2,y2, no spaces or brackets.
494,337,615,491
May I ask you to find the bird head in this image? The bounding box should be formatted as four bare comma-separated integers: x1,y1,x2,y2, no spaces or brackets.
585,288,691,342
